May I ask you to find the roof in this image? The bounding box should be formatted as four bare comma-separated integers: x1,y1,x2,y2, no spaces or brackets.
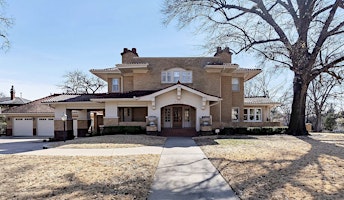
244,97,280,106
0,97,31,106
2,95,57,114
42,90,159,103
42,83,221,104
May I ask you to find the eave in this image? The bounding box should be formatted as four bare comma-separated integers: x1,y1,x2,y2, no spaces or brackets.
89,67,121,81
204,63,238,73
233,68,262,81
115,63,149,73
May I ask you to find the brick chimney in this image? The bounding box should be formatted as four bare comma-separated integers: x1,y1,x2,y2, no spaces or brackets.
10,85,15,100
121,48,139,63
214,47,232,63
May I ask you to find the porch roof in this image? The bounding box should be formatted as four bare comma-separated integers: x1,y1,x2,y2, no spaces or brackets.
42,83,221,104
244,97,280,107
42,90,159,103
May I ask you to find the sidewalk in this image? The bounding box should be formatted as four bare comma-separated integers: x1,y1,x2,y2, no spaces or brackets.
148,137,238,200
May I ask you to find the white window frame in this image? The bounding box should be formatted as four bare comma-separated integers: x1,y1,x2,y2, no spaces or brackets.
243,108,262,122
232,107,239,122
232,77,239,91
112,78,120,92
161,69,192,83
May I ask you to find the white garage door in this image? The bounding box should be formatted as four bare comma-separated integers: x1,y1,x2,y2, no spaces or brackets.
13,118,33,136
37,118,54,137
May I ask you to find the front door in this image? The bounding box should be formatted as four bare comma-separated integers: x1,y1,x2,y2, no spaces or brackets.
173,107,182,128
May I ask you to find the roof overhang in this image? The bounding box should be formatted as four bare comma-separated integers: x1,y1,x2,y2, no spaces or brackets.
115,63,149,74
204,63,238,73
233,69,262,81
90,67,121,81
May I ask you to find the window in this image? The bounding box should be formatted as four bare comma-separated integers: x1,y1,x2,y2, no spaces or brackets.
232,77,239,91
112,78,119,92
184,108,190,122
232,108,239,122
164,108,171,122
161,69,192,83
243,108,262,122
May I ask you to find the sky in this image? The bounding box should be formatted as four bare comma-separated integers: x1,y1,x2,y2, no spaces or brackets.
1,0,260,100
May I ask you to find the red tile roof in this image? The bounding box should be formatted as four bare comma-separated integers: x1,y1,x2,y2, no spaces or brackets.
3,94,58,114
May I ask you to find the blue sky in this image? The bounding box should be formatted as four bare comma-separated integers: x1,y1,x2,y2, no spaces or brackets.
1,0,258,100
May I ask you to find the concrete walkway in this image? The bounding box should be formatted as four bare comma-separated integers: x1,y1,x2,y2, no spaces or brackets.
148,137,238,200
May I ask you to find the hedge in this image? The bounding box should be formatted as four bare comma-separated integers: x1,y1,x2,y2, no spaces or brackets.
101,126,145,135
219,126,288,135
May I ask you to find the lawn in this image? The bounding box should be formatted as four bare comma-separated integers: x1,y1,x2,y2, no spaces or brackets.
0,135,165,200
194,133,344,200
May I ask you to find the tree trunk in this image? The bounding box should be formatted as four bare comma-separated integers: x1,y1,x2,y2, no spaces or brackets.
314,109,323,132
287,75,309,136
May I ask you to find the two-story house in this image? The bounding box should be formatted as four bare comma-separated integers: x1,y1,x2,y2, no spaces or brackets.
43,47,279,139
4,47,280,139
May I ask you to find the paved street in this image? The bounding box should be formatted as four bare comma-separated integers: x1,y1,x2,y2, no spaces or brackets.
0,137,48,154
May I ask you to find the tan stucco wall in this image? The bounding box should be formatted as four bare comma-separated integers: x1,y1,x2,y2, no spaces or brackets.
54,120,73,131
77,120,89,130
103,117,119,126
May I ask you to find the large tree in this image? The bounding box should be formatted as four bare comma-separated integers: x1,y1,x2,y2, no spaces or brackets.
0,0,13,51
163,0,344,135
59,70,106,94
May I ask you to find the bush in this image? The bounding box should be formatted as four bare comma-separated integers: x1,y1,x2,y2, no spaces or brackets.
220,126,287,135
102,126,145,135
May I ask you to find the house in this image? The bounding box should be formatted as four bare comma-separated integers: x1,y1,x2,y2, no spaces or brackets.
0,86,30,113
3,95,56,137
3,47,280,139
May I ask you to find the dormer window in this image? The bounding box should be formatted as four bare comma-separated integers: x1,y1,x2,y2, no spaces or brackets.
161,68,192,83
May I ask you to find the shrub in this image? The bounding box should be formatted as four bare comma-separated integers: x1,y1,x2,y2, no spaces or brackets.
102,126,145,135
220,126,287,135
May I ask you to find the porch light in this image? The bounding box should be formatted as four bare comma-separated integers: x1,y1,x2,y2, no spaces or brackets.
61,113,67,142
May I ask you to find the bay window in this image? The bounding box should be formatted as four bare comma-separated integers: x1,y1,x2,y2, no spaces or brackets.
243,108,262,122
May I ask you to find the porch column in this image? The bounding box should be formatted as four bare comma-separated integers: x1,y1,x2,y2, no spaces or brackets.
77,110,89,137
103,102,119,126
147,104,161,131
54,106,73,141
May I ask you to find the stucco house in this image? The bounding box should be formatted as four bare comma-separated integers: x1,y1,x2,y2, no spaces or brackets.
4,47,280,138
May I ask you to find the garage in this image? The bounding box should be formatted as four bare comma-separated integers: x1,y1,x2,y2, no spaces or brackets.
37,118,54,137
13,118,33,136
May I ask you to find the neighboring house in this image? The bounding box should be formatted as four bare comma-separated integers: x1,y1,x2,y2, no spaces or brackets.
0,86,30,113
3,47,280,139
3,95,55,137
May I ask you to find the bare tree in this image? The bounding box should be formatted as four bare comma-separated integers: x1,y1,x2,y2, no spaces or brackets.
163,0,344,135
307,75,339,132
59,70,106,94
244,68,288,98
307,73,342,131
0,0,13,51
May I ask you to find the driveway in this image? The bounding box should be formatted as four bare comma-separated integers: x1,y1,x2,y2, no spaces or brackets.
0,137,48,154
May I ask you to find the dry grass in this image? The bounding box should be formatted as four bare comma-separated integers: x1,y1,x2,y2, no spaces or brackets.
194,133,344,200
0,134,165,199
0,154,160,200
49,134,166,149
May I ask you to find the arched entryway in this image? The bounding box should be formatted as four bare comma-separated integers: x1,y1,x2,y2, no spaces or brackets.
161,104,197,136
